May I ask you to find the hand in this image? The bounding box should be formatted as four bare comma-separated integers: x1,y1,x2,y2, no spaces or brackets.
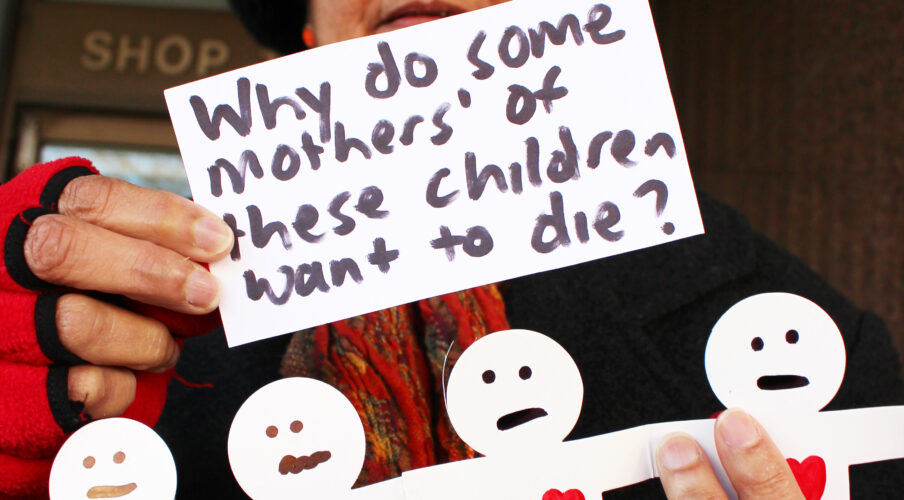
0,158,233,496
25,172,233,417
656,409,805,499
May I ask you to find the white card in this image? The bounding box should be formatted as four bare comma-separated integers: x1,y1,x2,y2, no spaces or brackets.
49,418,176,500
219,301,904,500
407,329,654,499
695,292,904,499
227,377,367,500
164,0,704,346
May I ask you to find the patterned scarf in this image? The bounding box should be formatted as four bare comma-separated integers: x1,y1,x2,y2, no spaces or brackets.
279,284,509,485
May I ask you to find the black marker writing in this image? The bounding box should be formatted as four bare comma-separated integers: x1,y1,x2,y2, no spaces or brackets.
365,41,438,99
230,187,390,259
506,66,568,125
190,77,252,140
528,14,584,58
257,83,306,130
430,226,494,261
426,168,460,208
467,4,626,79
367,238,400,273
242,238,399,305
191,78,331,142
467,31,495,80
531,191,623,254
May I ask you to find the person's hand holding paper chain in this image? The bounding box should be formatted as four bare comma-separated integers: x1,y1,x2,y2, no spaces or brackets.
0,158,231,495
224,329,811,500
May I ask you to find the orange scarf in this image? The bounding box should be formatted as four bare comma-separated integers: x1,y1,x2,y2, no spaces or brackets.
280,284,509,485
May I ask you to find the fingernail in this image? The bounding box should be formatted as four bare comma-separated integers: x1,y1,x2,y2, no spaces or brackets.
718,409,761,449
194,218,232,254
185,270,219,309
657,434,701,472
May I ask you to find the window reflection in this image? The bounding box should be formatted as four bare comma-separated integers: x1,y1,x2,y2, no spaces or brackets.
40,143,191,198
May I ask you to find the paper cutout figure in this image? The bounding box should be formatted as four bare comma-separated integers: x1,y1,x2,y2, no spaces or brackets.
652,292,904,499
48,418,176,500
404,329,654,500
445,329,584,457
705,292,847,417
225,295,903,500
228,377,403,500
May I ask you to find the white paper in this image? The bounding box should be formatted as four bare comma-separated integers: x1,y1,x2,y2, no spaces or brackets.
411,299,904,500
45,295,904,497
227,377,367,500
49,418,176,500
346,477,405,500
697,292,904,499
402,433,653,500
218,301,904,500
164,0,703,346
445,329,583,457
705,292,847,417
407,329,657,499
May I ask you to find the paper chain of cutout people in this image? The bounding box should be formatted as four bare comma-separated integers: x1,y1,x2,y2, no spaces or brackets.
48,292,904,499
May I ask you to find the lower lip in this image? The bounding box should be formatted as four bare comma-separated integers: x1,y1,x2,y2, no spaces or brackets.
377,15,447,33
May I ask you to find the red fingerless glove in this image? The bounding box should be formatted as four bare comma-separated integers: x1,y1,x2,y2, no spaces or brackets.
0,158,219,497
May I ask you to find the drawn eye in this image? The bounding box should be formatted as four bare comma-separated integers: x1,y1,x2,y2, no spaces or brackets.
113,451,126,464
482,370,496,384
519,366,532,380
786,330,799,344
290,420,303,433
83,456,95,469
751,337,764,351
266,425,279,438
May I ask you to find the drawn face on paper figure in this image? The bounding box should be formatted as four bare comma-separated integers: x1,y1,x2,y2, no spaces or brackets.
446,329,583,456
228,377,365,500
705,293,846,415
48,418,176,500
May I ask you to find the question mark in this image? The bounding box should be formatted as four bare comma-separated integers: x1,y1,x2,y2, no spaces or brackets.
633,179,675,235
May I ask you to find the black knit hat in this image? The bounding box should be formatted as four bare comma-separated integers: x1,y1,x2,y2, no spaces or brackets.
229,0,308,55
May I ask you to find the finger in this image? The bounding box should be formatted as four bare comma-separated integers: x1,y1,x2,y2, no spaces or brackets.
68,365,136,420
58,175,233,262
656,432,730,500
714,409,805,500
57,294,179,372
24,214,221,313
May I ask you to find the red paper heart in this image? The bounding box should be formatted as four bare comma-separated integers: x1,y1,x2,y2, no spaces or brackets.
786,456,826,500
542,489,585,500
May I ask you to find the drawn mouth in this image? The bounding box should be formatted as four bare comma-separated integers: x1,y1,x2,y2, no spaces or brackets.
757,375,810,390
496,408,548,431
86,483,137,498
278,450,332,475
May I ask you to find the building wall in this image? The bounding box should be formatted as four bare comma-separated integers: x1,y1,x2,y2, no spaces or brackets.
651,0,904,359
0,0,274,180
